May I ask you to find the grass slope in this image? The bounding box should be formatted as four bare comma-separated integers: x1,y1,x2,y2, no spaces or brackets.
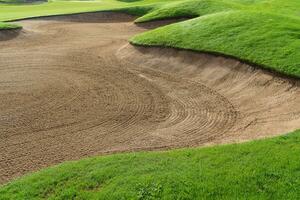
131,10,300,77
131,0,300,78
0,129,299,199
134,0,241,23
0,0,47,3
0,21,20,29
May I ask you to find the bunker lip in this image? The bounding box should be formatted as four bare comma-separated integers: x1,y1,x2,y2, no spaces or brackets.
0,12,299,185
0,28,22,41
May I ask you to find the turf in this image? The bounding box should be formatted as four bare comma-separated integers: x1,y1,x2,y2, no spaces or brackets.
0,21,20,29
134,0,241,23
131,10,300,78
0,129,299,199
131,0,300,78
0,0,177,22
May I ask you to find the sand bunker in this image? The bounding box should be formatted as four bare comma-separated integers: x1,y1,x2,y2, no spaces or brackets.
0,12,299,184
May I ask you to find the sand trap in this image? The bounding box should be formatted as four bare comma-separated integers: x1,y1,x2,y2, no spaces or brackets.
118,45,300,143
0,12,299,184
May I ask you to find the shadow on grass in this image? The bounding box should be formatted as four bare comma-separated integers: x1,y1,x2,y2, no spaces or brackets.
0,28,22,41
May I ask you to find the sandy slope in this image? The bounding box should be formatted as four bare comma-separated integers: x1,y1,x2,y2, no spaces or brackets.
0,12,299,184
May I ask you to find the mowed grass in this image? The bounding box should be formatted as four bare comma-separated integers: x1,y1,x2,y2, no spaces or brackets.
0,21,20,29
131,0,300,78
0,0,177,21
0,129,299,199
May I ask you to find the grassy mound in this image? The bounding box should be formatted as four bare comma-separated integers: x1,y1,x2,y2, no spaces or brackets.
134,0,300,22
131,10,300,77
135,0,240,22
130,0,300,78
0,22,20,29
0,129,299,199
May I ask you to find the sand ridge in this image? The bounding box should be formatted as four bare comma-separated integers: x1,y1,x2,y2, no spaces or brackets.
0,12,299,184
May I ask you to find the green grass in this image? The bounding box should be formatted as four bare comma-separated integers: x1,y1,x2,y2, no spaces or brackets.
130,0,300,78
0,0,47,3
0,129,299,199
134,0,242,23
134,0,300,23
0,0,178,22
131,10,300,78
0,21,20,29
